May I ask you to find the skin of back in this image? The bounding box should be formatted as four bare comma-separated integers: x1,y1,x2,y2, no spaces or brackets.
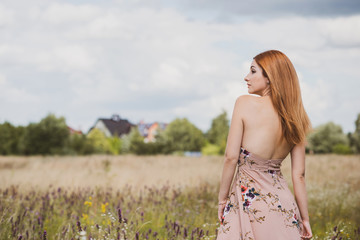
239,94,292,160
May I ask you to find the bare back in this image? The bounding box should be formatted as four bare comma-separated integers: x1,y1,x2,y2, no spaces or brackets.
240,95,293,160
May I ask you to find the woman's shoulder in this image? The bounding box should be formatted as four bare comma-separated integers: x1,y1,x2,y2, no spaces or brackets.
235,95,272,116
232,95,260,116
236,94,259,101
235,94,261,106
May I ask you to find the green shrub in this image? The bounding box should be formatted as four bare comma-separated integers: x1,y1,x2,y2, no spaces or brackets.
332,143,353,154
201,142,221,156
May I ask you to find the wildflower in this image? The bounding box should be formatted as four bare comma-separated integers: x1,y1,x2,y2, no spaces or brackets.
77,221,82,232
101,202,109,213
84,201,92,207
82,213,88,221
118,208,122,223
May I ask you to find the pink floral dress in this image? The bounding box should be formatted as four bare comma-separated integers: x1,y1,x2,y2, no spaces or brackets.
217,147,303,240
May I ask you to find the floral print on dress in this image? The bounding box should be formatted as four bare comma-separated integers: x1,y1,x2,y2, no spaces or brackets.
223,202,233,219
241,186,260,211
217,147,303,240
292,213,301,229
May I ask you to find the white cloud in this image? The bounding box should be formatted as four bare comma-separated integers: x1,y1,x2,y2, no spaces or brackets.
151,58,190,91
0,4,13,27
318,15,360,47
299,76,330,115
0,74,39,103
233,17,327,51
0,74,6,85
0,1,359,133
42,3,101,24
36,45,96,72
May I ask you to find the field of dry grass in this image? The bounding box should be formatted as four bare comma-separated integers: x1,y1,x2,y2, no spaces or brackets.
1,154,359,239
0,154,224,191
1,154,359,191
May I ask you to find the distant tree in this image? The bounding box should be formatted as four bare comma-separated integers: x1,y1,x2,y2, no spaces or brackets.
332,143,352,154
66,134,95,155
161,118,205,153
20,114,70,155
121,126,143,154
307,122,348,153
153,128,169,153
121,126,164,155
120,131,132,154
0,122,14,155
128,126,148,155
87,128,111,154
206,110,229,154
107,136,122,155
349,113,360,153
0,122,24,155
119,126,141,154
201,140,221,156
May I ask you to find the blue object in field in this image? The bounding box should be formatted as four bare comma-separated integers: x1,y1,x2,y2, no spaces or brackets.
184,151,202,157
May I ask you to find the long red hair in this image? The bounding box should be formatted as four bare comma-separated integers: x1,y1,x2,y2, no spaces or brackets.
254,50,312,145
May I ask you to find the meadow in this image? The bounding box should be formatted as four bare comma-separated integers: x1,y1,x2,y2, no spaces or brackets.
0,154,359,239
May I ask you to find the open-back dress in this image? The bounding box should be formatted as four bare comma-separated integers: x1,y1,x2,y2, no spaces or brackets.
216,146,303,240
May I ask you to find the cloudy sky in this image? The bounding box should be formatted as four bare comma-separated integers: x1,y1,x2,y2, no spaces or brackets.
0,0,359,134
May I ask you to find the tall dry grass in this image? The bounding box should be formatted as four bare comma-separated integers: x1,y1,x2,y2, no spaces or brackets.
0,154,223,192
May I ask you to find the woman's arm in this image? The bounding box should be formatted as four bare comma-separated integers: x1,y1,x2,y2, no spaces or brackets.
290,142,312,239
218,96,245,220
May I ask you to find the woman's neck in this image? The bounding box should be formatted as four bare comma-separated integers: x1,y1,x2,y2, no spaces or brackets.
261,87,271,97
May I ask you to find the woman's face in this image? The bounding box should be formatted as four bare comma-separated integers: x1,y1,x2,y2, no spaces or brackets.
244,60,269,96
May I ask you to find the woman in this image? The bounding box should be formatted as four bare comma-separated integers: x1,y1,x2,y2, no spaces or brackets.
216,50,313,240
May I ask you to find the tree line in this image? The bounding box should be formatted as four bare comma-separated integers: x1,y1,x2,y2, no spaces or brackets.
0,112,359,156
0,111,229,156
